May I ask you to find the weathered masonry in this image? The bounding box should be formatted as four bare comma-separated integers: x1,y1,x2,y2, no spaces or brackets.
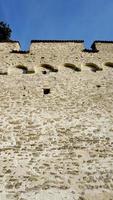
0,40,113,74
0,40,113,200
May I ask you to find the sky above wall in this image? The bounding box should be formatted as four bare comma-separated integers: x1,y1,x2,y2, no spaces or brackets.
0,0,113,50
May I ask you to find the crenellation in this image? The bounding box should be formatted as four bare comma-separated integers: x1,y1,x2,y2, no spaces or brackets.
0,41,20,52
91,41,113,53
0,40,113,75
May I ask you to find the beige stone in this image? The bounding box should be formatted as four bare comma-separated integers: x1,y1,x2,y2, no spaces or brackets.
0,40,113,200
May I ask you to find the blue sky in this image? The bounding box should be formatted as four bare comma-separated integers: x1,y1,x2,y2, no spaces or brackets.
0,0,113,50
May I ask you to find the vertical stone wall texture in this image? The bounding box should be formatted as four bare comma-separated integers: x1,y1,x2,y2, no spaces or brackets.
0,40,113,200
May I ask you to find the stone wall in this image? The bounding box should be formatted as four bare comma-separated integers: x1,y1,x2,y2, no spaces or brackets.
0,40,113,75
0,40,113,200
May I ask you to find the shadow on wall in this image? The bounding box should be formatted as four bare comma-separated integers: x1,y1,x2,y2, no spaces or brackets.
64,63,81,72
85,63,102,72
0,72,7,75
2,62,113,75
16,65,35,74
41,64,58,74
105,62,113,68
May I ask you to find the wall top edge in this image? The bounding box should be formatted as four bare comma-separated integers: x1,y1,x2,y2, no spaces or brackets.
1,40,113,52
91,40,113,50
31,40,84,43
93,40,113,44
0,40,20,44
1,39,113,46
0,39,113,45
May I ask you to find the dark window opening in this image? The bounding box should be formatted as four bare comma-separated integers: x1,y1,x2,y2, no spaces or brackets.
43,88,50,95
96,85,101,88
42,70,47,74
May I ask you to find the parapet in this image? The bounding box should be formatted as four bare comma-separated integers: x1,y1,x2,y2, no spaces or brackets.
91,40,113,53
0,41,20,52
0,39,113,53
30,40,85,52
0,39,113,75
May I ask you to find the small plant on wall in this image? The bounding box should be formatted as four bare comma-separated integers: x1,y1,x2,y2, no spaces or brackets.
0,21,12,41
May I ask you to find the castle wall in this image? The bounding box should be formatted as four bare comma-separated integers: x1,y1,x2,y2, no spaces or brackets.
0,40,113,75
0,42,20,74
30,41,84,70
0,42,20,52
92,41,113,53
0,70,113,200
0,40,113,200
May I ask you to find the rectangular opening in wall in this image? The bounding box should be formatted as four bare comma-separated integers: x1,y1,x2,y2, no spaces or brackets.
43,88,50,95
0,72,7,75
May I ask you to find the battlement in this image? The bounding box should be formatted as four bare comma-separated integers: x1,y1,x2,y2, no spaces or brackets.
1,39,113,52
0,40,113,75
91,40,113,52
0,41,20,52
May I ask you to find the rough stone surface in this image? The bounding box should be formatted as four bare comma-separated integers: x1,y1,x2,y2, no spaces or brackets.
0,41,113,200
